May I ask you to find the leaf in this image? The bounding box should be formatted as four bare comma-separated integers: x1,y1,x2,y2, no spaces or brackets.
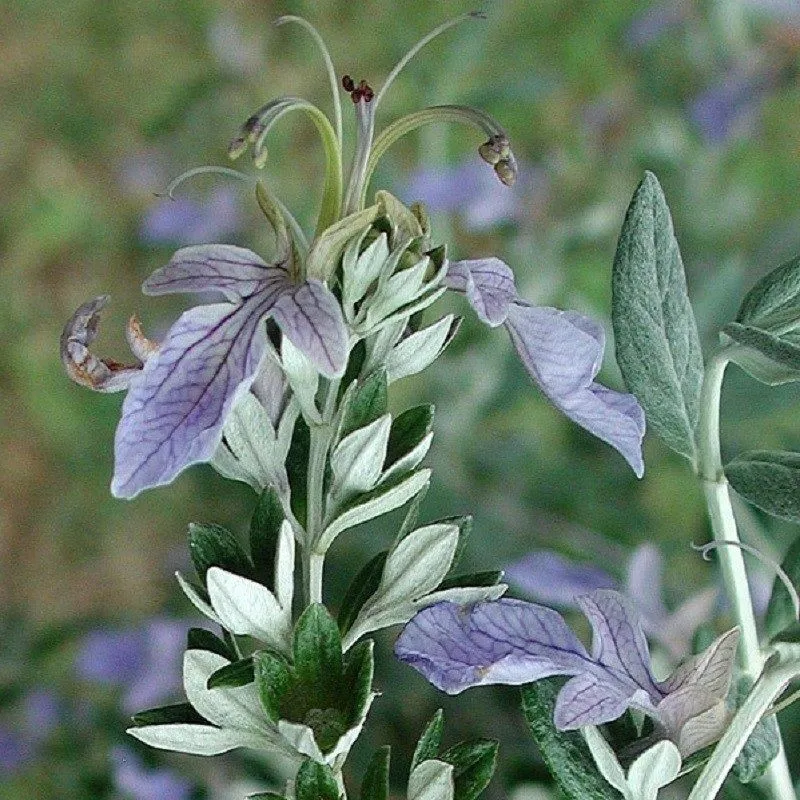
281,335,321,422
253,650,293,723
731,677,780,783
439,739,498,800
340,370,389,439
127,722,265,756
385,406,434,470
189,522,253,585
187,627,234,660
626,740,682,799
130,702,207,727
408,759,455,800
437,571,503,592
736,254,800,332
386,316,461,383
207,657,255,689
343,639,375,722
293,604,343,699
330,414,392,500
286,416,310,527
521,681,621,800
412,709,444,773
722,323,800,385
249,485,285,581
726,450,800,522
343,231,390,310
766,534,800,640
339,551,389,635
295,758,341,800
175,572,221,624
611,171,704,462
361,746,391,800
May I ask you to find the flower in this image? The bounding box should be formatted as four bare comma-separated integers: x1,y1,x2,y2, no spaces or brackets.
445,258,646,476
62,241,348,498
395,589,739,757
506,544,718,660
112,745,193,800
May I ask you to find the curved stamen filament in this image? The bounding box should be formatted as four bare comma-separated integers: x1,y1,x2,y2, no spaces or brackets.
157,166,254,200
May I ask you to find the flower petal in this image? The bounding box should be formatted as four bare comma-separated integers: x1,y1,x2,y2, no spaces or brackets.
505,302,645,477
445,258,517,326
394,598,588,694
554,673,654,730
111,296,270,498
270,279,348,377
143,244,289,303
625,544,668,624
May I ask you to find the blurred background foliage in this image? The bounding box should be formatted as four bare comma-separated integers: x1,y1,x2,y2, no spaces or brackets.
2,0,800,796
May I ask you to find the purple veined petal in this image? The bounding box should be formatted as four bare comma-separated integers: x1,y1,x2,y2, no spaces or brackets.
658,628,739,698
505,550,617,608
554,673,655,730
143,244,290,304
394,598,589,695
111,295,271,498
654,587,719,661
445,258,517,326
625,544,668,623
577,590,663,703
270,279,349,378
505,302,646,477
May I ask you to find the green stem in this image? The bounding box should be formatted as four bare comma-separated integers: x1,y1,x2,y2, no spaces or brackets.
687,644,800,800
696,351,795,796
304,422,331,605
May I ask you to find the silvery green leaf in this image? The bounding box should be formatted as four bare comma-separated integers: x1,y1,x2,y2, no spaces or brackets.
612,172,704,463
726,450,800,522
408,760,455,800
417,583,507,608
731,677,781,783
274,520,295,613
211,440,262,490
295,759,340,800
383,406,435,483
278,720,325,763
330,414,392,503
363,316,408,374
281,336,321,424
582,726,628,795
722,322,800,385
175,571,222,625
376,190,424,241
344,232,390,311
338,370,388,441
365,257,431,329
385,285,448,331
736,255,800,332
207,567,291,652
127,722,266,756
626,740,681,800
317,469,431,552
386,315,461,383
306,205,380,281
382,432,433,483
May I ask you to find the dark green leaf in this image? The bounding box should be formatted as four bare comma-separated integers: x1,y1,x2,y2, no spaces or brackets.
766,534,800,640
286,416,310,527
731,678,780,783
337,340,367,404
360,746,390,800
343,640,374,723
722,781,771,800
295,759,340,800
130,702,207,727
521,681,621,800
443,516,473,573
437,571,503,591
726,450,800,522
341,370,389,440
187,627,234,660
294,604,343,697
385,405,434,469
411,709,444,773
250,485,284,580
439,739,498,800
248,794,285,800
396,484,429,545
722,323,800,385
612,171,704,462
207,657,254,689
254,650,293,722
339,551,388,634
188,522,253,584
737,255,800,332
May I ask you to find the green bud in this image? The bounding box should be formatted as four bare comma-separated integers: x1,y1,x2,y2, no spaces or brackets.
494,159,517,187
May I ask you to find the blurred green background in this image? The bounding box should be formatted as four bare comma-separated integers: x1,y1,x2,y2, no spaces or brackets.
3,0,800,797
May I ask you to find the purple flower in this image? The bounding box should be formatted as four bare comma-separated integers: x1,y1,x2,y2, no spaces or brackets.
506,545,718,660
62,243,348,498
0,726,34,774
76,619,186,713
624,3,684,49
396,589,739,756
21,690,63,741
112,746,193,800
140,186,243,246
446,258,645,476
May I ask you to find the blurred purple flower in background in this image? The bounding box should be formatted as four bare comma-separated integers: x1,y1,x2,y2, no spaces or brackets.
207,13,263,75
624,2,685,49
0,688,63,775
140,186,244,246
402,160,547,230
0,726,33,774
112,746,193,800
76,618,187,713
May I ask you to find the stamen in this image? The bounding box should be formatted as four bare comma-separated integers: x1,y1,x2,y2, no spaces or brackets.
156,166,255,200
342,75,375,104
692,540,800,623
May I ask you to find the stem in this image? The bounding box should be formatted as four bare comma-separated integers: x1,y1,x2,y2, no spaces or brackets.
303,422,331,606
687,644,800,800
696,351,796,796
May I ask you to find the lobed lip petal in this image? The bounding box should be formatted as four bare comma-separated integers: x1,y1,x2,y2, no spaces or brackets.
61,295,142,393
445,258,517,327
505,302,646,477
111,295,272,498
143,244,289,303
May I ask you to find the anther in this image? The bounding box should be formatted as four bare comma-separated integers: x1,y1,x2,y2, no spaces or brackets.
342,75,356,92
342,75,374,103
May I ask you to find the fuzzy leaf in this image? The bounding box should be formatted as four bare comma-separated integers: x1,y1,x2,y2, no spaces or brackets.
249,486,284,582
726,450,800,522
408,760,455,800
189,523,253,585
611,172,703,462
722,323,800,385
130,702,207,727
439,739,498,800
340,370,389,439
385,406,434,471
293,604,343,695
127,723,265,756
736,255,800,332
412,710,444,773
253,650,292,723
295,759,340,800
187,627,234,660
339,551,389,635
386,315,461,383
361,746,391,800
207,657,255,689
731,677,780,783
330,414,392,501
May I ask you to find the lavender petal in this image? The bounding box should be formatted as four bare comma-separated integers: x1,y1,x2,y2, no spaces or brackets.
625,544,668,623
143,244,289,303
505,302,645,476
270,279,349,377
112,297,270,498
554,673,654,730
446,258,517,326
